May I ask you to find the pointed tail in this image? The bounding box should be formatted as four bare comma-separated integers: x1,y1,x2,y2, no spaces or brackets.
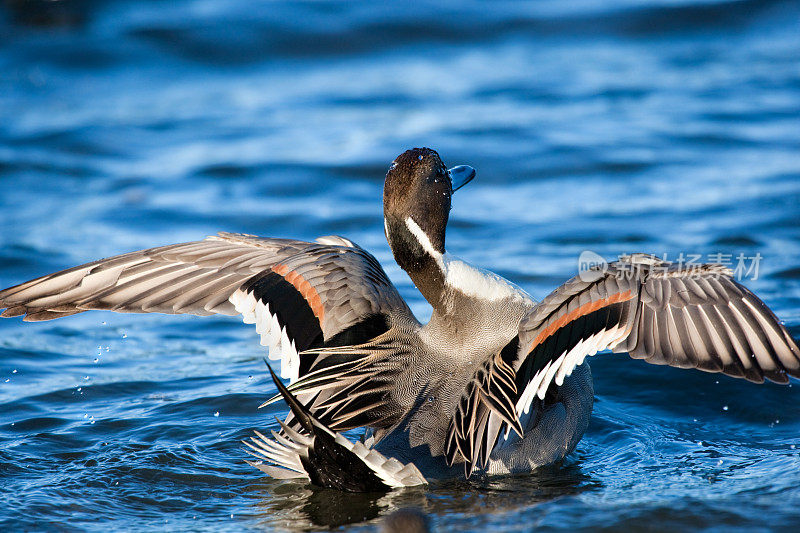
244,362,427,492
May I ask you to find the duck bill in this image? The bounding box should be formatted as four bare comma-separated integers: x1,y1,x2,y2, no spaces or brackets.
448,165,476,192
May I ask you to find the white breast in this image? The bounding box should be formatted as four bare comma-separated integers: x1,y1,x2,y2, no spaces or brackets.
442,255,521,302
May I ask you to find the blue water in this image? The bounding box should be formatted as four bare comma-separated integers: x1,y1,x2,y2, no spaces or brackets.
1,0,800,530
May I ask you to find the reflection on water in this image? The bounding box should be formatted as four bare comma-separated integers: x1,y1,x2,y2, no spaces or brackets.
1,0,800,531
252,480,424,530
250,464,591,530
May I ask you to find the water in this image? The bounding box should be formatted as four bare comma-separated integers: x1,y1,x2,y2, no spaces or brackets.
1,0,800,530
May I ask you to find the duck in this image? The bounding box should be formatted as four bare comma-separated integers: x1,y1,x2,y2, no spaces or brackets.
1,147,799,492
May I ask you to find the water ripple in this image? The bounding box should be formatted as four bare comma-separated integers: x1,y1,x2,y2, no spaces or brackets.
2,0,800,531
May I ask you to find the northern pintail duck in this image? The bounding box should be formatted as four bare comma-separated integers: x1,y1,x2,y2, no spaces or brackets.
1,147,799,491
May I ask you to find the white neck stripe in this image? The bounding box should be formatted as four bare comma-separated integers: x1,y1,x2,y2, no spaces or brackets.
404,216,443,260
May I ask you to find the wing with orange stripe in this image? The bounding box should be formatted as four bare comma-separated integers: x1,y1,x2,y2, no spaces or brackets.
512,253,800,417
0,232,415,383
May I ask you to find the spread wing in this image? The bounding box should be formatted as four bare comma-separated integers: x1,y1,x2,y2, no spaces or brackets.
445,253,800,474
0,232,416,383
513,254,800,417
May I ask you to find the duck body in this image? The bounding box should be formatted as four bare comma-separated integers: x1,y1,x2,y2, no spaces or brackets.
1,147,798,491
366,253,593,477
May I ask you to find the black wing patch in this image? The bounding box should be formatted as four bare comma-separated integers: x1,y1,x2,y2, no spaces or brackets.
243,270,325,353
236,270,393,382
515,297,633,400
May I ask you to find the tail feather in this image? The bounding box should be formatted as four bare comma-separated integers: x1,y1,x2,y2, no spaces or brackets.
245,460,308,480
245,362,427,492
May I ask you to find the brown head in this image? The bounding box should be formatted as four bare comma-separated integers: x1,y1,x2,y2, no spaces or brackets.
382,148,475,273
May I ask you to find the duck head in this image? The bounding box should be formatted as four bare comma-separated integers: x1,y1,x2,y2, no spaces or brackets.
383,147,475,301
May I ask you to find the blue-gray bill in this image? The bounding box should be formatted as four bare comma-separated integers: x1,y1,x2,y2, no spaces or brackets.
448,165,476,191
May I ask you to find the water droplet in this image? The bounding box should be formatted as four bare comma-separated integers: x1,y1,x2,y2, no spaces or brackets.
12,369,17,374
791,444,796,450
214,411,220,417
77,387,82,392
697,441,703,446
417,155,423,161
722,405,728,411
84,375,90,380
122,334,127,339
93,358,99,363
3,379,8,383
101,321,106,325
84,414,89,419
